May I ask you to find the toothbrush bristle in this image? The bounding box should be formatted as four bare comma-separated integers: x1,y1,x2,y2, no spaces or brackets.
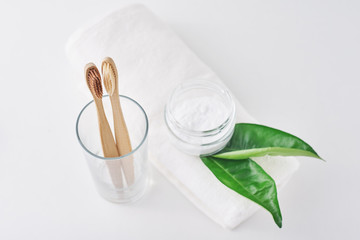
87,68,103,99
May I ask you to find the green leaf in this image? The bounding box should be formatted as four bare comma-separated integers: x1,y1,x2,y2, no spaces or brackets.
201,156,282,228
214,123,322,160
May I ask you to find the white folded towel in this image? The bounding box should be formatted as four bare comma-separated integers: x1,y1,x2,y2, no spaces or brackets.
66,4,299,229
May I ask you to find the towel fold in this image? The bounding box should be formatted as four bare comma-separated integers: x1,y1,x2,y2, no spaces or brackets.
66,4,299,229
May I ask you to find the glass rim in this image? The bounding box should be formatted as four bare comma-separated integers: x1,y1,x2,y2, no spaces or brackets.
75,95,149,161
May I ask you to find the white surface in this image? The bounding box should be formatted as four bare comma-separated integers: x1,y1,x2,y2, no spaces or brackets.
65,4,299,229
0,0,359,239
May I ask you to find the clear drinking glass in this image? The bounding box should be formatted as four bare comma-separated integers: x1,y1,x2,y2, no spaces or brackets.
76,95,149,203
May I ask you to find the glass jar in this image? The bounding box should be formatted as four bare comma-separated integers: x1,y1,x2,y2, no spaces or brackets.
165,80,236,156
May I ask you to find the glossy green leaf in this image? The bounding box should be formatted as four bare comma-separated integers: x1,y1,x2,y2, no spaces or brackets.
214,123,322,160
201,156,282,228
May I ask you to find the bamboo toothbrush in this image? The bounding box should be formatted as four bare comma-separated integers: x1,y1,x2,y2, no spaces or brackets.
85,63,123,188
101,57,134,186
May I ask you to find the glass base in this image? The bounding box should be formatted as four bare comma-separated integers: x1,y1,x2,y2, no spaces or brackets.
96,175,149,204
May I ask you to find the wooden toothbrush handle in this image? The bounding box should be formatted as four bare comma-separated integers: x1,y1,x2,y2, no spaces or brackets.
95,99,123,188
110,94,135,185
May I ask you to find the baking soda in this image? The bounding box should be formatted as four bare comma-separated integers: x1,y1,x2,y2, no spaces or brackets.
172,96,229,131
165,81,235,155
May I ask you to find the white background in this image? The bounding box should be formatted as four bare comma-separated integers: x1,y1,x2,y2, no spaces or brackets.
0,0,359,239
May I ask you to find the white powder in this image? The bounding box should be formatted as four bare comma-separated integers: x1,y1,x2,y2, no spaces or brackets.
165,81,236,155
172,96,229,131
